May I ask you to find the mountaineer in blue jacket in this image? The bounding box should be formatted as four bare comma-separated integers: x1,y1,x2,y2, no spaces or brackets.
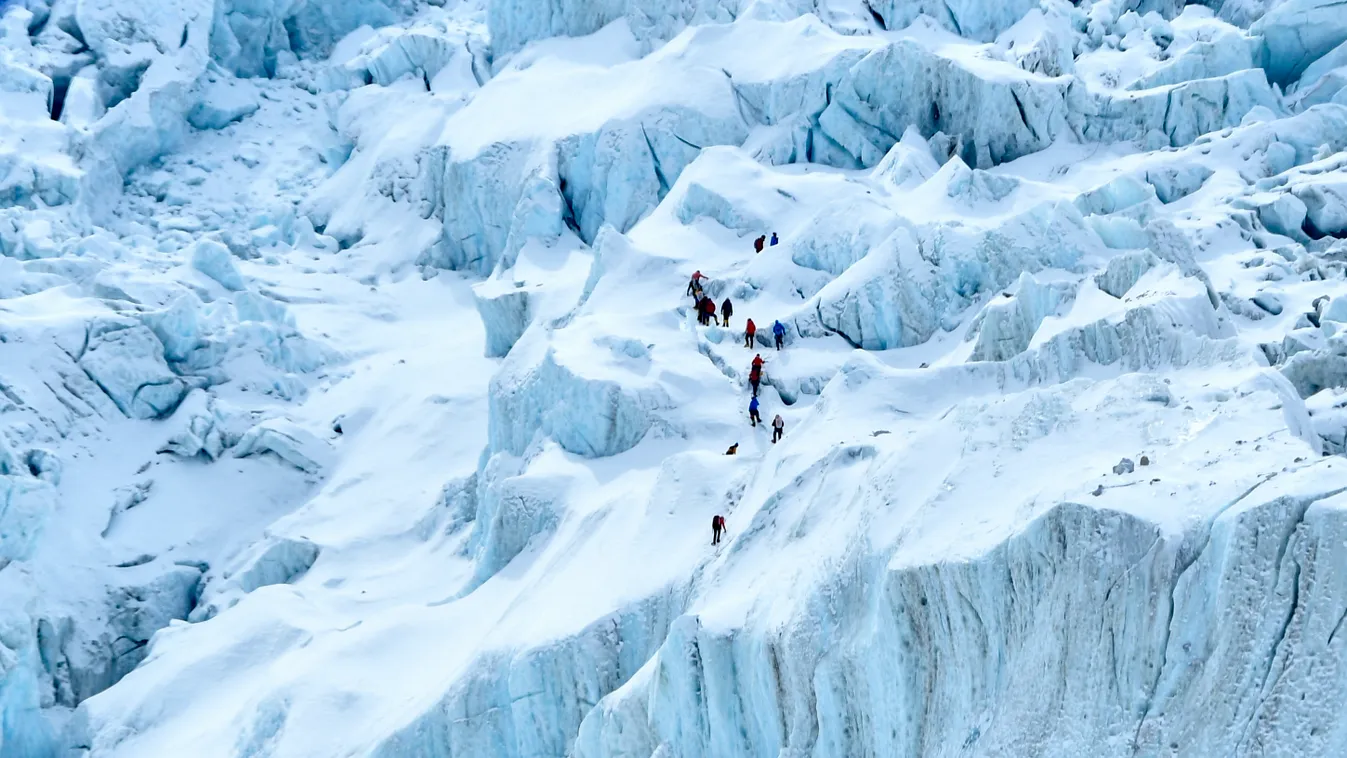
749,396,761,426
772,320,786,350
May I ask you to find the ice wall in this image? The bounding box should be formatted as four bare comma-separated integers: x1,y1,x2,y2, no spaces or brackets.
575,479,1347,757
370,587,691,758
487,0,747,59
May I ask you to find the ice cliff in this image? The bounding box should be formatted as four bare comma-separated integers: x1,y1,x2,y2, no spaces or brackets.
4,0,1347,756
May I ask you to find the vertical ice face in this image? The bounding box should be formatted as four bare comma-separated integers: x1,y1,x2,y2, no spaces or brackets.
1252,0,1347,85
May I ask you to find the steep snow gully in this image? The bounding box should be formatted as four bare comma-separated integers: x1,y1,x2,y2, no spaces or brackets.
7,0,1347,755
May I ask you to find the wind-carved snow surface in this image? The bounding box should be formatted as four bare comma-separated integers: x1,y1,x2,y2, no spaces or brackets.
5,0,1347,755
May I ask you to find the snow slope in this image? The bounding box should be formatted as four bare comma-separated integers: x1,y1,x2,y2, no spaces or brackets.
3,0,1347,756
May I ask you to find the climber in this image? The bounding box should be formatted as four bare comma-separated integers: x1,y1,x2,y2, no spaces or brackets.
686,270,705,296
772,320,786,350
752,353,764,372
744,318,757,348
749,395,762,426
696,297,710,325
721,297,733,328
749,367,762,397
725,443,739,455
770,232,779,246
771,414,784,443
702,296,720,325
712,514,727,545
754,235,765,253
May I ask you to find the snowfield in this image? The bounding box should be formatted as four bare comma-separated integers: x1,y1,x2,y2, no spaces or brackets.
4,0,1347,755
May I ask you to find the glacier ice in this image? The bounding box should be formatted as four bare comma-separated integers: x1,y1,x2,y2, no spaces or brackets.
0,475,55,566
867,0,1038,40
209,0,409,77
36,564,201,707
968,272,1076,361
488,336,676,459
191,536,320,621
872,126,942,189
577,470,1347,757
78,318,189,420
1293,173,1347,236
189,238,246,291
465,465,570,589
232,417,332,474
1251,0,1347,85
789,195,901,278
1259,191,1310,238
186,73,259,130
9,0,1347,756
474,282,534,358
1095,249,1159,297
157,388,227,460
487,0,742,59
1145,161,1214,203
807,201,1096,350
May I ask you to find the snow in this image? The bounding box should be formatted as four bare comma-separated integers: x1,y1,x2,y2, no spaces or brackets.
3,0,1347,756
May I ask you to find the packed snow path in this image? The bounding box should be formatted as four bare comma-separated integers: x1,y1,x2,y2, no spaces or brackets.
4,0,1347,756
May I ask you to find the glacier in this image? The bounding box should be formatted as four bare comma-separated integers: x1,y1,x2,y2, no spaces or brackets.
4,0,1347,756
